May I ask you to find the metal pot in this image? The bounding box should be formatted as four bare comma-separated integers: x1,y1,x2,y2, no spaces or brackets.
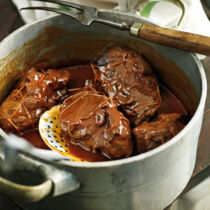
0,14,207,210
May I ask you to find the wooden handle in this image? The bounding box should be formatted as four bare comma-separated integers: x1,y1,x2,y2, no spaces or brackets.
138,24,210,56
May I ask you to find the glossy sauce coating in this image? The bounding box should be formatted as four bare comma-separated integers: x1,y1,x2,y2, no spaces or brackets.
18,83,187,162
133,113,185,153
17,64,188,162
60,87,133,159
92,45,161,126
0,68,71,133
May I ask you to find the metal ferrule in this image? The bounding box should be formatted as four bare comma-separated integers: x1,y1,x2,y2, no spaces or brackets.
130,22,143,36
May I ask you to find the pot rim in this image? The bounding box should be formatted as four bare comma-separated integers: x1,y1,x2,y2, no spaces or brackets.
0,15,207,168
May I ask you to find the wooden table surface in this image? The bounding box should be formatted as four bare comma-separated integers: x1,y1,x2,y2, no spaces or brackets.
0,0,210,208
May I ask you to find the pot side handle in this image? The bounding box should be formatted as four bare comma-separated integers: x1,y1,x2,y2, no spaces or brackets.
0,135,80,203
0,134,80,203
0,176,53,203
0,165,80,203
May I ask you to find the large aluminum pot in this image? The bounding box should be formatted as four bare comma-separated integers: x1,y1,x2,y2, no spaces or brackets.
0,14,207,210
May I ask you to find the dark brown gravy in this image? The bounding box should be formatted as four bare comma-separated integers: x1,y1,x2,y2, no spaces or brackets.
158,84,188,116
16,62,189,162
67,65,95,89
19,83,188,162
20,129,49,150
66,140,110,162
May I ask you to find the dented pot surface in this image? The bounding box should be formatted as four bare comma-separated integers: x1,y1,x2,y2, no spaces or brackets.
0,15,207,210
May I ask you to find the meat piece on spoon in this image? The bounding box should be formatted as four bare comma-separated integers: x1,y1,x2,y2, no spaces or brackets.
59,87,133,159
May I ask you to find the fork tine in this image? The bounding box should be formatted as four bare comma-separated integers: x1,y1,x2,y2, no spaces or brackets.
30,0,95,11
21,6,82,19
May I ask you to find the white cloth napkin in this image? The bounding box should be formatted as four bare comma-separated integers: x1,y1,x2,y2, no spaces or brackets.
135,0,210,59
12,0,210,59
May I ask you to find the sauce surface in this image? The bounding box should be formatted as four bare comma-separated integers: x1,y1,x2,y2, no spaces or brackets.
20,129,49,150
19,83,188,162
66,140,110,162
158,85,188,116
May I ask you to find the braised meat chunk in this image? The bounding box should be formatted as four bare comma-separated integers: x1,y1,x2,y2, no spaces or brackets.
133,113,185,153
92,45,161,126
0,68,71,133
59,87,133,159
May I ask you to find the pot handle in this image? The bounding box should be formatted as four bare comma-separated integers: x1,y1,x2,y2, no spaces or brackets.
0,176,53,203
0,134,80,203
0,161,80,203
